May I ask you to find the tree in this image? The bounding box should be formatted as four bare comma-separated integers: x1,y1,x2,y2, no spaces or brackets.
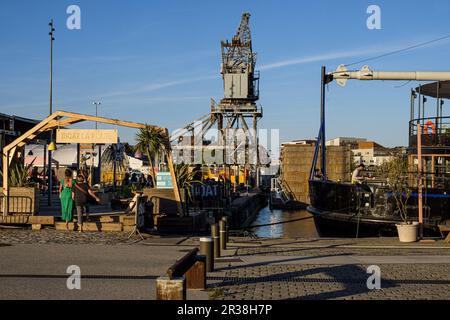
135,125,168,186
376,156,412,223
174,163,202,201
101,143,129,187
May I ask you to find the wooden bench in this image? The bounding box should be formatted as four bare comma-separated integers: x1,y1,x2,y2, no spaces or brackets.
167,248,206,290
156,248,206,300
438,220,450,243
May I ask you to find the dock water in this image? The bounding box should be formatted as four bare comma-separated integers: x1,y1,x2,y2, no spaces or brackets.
251,207,319,238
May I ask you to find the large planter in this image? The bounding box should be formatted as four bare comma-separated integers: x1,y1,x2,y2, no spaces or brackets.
0,187,40,215
396,223,418,243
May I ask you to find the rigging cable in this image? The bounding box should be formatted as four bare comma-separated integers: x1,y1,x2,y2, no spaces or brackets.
344,34,450,68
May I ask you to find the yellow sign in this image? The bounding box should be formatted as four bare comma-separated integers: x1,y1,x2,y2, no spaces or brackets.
56,129,118,144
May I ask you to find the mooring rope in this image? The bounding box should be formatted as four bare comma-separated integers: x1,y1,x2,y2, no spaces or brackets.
230,216,315,231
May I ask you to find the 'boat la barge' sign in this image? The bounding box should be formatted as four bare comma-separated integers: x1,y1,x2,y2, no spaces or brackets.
56,129,118,144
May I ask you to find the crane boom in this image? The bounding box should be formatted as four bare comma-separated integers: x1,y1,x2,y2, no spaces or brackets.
331,65,450,87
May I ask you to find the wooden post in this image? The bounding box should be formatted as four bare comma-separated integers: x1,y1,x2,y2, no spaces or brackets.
2,148,9,217
417,124,424,239
431,155,435,189
165,128,183,217
185,256,206,290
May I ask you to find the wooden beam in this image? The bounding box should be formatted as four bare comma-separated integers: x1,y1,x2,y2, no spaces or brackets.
2,109,168,217
2,148,9,217
57,111,161,130
44,117,85,130
3,112,60,153
16,118,86,148
8,147,16,165
0,215,55,225
165,128,182,216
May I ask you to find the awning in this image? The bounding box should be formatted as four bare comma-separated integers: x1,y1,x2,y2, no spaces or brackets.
415,81,450,99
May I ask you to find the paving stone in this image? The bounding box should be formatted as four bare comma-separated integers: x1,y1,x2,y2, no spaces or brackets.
209,243,450,300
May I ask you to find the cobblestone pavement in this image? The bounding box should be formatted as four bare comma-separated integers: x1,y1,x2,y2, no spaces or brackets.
236,247,450,256
0,228,135,245
207,238,450,300
2,229,449,300
0,227,192,246
209,263,450,300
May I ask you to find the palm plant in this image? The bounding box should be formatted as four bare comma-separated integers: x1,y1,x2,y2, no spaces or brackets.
0,158,36,187
101,143,129,186
174,163,202,200
135,125,168,186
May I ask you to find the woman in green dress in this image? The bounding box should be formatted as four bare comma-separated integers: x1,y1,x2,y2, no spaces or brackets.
59,169,75,230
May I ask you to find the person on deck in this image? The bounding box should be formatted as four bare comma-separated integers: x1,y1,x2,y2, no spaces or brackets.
59,169,75,231
351,163,366,184
73,174,100,233
351,163,375,194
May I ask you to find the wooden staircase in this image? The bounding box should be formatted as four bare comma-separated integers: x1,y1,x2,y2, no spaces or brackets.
38,193,61,216
54,215,136,232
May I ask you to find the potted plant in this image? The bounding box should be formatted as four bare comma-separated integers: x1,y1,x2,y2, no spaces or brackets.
0,158,40,215
378,157,417,242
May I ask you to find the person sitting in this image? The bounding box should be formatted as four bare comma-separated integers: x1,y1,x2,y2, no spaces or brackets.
351,163,366,185
352,163,375,194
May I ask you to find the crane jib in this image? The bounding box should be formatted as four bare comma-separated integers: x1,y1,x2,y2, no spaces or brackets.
330,65,450,86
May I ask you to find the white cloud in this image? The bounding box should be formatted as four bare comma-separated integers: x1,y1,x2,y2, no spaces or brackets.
101,75,217,98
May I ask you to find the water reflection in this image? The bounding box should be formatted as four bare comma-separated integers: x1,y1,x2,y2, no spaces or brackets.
251,206,319,239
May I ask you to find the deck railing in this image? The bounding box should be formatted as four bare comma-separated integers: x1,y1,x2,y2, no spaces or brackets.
0,195,33,215
409,116,450,148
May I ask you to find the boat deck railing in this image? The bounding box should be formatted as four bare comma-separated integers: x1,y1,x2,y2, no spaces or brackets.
409,116,450,149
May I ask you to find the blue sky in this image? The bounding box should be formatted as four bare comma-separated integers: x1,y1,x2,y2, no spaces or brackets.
1,0,450,147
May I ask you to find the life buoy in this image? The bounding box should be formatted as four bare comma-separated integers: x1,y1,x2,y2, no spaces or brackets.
423,120,436,135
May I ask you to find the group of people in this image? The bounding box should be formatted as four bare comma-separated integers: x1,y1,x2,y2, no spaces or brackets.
29,167,57,192
122,172,154,188
59,169,100,232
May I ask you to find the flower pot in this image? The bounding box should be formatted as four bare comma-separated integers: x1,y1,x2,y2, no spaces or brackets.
396,223,418,243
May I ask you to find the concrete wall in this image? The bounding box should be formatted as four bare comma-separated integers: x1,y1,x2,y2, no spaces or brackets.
280,144,352,205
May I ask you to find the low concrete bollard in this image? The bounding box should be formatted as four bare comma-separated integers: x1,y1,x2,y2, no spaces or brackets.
219,219,227,250
156,276,186,300
199,237,214,272
211,223,220,258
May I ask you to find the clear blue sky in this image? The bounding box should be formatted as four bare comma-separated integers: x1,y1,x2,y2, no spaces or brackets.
1,0,450,147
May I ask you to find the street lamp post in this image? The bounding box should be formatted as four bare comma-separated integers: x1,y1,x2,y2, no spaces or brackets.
47,20,55,206
93,102,101,185
93,101,101,129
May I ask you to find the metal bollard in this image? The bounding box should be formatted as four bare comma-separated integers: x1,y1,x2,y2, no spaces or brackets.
219,219,227,250
199,237,214,272
222,216,229,243
211,223,220,258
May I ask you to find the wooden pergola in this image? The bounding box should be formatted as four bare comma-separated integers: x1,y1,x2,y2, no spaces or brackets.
2,110,181,217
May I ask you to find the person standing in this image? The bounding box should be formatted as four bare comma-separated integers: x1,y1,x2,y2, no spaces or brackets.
59,169,75,231
73,174,100,232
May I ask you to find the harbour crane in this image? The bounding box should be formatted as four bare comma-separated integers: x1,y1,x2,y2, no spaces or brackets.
172,13,264,187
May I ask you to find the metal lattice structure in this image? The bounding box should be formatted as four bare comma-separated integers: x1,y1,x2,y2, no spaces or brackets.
172,13,264,181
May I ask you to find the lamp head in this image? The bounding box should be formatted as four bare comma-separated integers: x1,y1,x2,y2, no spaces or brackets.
48,141,57,151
